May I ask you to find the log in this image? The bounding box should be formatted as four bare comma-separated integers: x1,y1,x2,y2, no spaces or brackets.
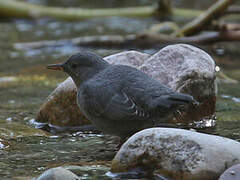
0,0,203,21
0,0,153,20
14,30,240,50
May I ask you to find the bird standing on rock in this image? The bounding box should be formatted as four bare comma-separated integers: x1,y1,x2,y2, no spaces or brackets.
47,51,198,140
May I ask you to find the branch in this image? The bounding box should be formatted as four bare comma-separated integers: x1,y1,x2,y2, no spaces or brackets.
0,0,154,20
174,0,234,36
0,0,206,21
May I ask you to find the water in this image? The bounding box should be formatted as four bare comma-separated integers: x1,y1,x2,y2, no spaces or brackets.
0,0,240,179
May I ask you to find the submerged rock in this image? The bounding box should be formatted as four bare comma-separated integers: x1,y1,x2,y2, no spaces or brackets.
36,45,216,128
37,167,79,180
111,128,240,180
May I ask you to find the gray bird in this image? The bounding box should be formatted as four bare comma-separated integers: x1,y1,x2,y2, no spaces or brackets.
47,51,198,139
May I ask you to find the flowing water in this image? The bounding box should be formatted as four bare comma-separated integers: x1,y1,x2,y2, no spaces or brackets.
0,0,240,179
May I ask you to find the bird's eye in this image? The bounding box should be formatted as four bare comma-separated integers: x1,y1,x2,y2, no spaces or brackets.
71,64,77,69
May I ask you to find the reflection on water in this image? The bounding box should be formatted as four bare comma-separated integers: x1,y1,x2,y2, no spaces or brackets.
0,0,240,179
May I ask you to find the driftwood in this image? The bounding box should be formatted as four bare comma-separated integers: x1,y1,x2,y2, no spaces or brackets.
0,0,239,22
14,30,240,50
174,0,235,36
8,0,240,50
0,0,204,21
0,0,153,20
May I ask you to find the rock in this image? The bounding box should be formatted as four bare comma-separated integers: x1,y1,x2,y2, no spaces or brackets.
104,50,150,67
37,167,79,180
111,128,240,180
36,77,90,127
219,164,240,180
36,51,150,127
36,45,216,127
139,44,216,124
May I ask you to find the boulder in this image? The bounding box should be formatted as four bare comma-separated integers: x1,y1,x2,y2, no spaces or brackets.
139,44,216,124
104,50,150,67
37,167,79,180
36,44,216,127
111,128,240,180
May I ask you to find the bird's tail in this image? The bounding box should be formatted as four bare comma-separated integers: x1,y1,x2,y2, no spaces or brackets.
167,93,199,106
148,93,198,111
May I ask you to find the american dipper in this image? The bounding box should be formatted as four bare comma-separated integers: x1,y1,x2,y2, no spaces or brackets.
47,51,198,139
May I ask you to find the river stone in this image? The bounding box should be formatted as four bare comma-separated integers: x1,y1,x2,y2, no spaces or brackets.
37,167,79,180
139,44,216,124
36,45,216,127
111,128,240,180
36,77,90,126
104,50,150,67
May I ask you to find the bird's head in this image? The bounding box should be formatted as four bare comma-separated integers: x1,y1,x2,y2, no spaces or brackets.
47,51,109,87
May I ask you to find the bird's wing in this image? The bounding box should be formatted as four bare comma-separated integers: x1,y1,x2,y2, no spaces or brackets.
84,87,148,120
103,92,148,119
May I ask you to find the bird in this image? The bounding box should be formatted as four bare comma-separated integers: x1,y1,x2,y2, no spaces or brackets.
47,51,198,140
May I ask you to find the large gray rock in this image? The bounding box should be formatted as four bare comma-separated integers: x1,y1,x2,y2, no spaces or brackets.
36,45,216,127
111,128,240,180
139,44,216,124
37,167,79,180
104,50,150,67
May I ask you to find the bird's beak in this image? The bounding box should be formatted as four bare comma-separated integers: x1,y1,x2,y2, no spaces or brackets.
46,63,64,71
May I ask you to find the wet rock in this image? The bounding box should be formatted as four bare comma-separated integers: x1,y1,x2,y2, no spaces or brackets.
37,167,79,180
139,44,216,124
219,164,240,180
36,51,150,127
111,128,240,180
36,45,216,127
36,77,90,127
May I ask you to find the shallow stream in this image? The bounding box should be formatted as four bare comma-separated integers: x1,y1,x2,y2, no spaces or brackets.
0,0,240,179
